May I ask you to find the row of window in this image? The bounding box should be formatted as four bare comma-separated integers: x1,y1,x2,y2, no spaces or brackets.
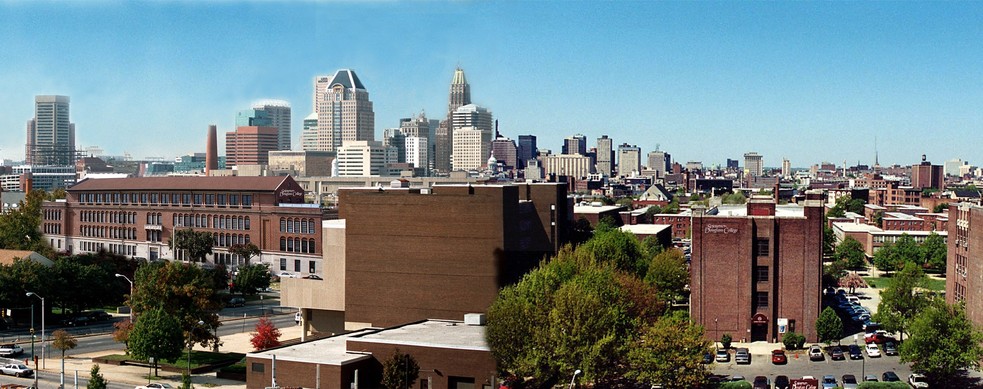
147,213,163,225
43,209,62,221
81,225,137,240
43,223,62,234
77,192,253,208
215,233,250,247
80,240,132,255
279,237,317,254
279,257,317,273
81,210,137,224
173,214,251,230
279,217,317,234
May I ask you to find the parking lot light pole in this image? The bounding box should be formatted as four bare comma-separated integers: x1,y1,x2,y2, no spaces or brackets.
115,273,135,322
26,292,44,369
714,318,719,351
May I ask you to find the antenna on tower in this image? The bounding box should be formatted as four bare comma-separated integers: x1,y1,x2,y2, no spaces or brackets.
655,143,661,152
874,136,879,167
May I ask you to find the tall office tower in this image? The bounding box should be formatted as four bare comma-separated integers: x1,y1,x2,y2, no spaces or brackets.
382,128,407,163
617,143,641,177
452,127,492,171
226,126,279,166
254,101,292,150
311,69,374,152
726,158,739,170
205,125,218,175
435,67,472,173
300,113,318,151
405,136,428,171
517,135,538,170
491,137,518,170
399,113,430,168
782,158,791,178
452,104,493,134
647,150,670,178
336,141,394,177
26,95,76,166
596,135,613,177
562,134,587,155
236,108,272,127
744,152,764,177
911,155,944,190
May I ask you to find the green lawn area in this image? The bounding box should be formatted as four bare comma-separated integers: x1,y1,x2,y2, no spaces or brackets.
863,276,946,291
98,350,245,370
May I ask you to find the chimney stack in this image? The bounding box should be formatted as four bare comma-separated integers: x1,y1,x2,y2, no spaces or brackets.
205,124,218,175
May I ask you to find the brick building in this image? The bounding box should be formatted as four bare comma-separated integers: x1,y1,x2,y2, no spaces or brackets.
947,203,983,326
41,176,322,272
691,197,824,343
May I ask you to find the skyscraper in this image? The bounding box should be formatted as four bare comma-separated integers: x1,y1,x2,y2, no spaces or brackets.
562,134,587,155
255,101,292,151
435,67,471,173
517,135,538,170
300,113,318,151
26,95,76,166
596,135,613,177
647,150,670,178
744,152,764,177
306,69,374,152
452,126,492,171
491,137,518,171
226,126,278,166
617,143,641,177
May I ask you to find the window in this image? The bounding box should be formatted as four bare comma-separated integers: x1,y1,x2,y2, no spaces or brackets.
217,194,226,206
294,259,301,272
194,194,203,205
756,292,769,307
280,258,287,271
251,363,264,373
230,195,239,206
205,194,214,205
309,261,316,274
754,239,769,257
755,266,769,282
242,195,252,207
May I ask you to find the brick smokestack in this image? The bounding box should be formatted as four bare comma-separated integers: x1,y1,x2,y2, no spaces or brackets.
205,124,218,175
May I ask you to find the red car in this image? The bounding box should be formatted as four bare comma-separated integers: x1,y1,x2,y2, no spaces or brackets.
771,349,787,364
864,331,896,344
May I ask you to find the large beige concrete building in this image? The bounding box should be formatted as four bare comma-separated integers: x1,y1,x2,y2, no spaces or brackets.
451,126,491,171
306,69,374,152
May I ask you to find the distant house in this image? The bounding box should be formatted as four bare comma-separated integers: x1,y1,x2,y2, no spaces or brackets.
0,249,54,267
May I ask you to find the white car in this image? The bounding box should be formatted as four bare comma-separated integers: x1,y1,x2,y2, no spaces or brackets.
865,343,881,357
277,271,297,279
136,384,173,389
0,363,34,377
908,373,929,388
0,344,24,357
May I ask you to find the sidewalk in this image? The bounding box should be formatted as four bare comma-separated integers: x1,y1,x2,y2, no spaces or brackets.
47,321,303,389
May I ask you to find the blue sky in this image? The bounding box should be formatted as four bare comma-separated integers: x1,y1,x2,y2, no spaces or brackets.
1,2,981,168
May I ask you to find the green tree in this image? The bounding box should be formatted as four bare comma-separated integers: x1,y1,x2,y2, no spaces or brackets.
569,217,594,245
900,300,983,385
816,307,843,346
49,257,116,316
87,364,107,389
932,203,950,213
0,189,52,255
781,331,805,350
720,334,732,349
130,261,222,348
229,242,262,265
234,264,272,295
920,232,947,272
381,349,420,389
169,228,214,263
822,224,836,259
128,307,184,376
823,259,848,286
576,228,648,278
873,211,884,228
721,192,747,205
643,249,689,302
875,262,929,341
640,236,664,259
626,315,711,389
180,372,194,389
836,236,868,271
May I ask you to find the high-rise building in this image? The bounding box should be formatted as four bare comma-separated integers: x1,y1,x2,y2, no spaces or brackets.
617,143,641,177
236,108,272,127
451,104,492,133
452,127,492,171
912,155,944,190
307,69,374,152
562,134,587,156
945,159,967,177
517,135,538,170
727,159,739,170
26,95,76,166
255,101,292,151
596,135,613,177
782,158,791,178
382,128,406,163
543,154,593,179
336,141,395,177
491,137,518,171
647,150,670,178
300,113,318,151
435,67,472,173
226,126,279,166
948,203,981,328
744,152,764,177
405,136,428,171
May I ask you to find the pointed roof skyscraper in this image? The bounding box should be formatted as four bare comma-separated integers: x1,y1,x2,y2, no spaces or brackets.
448,67,471,113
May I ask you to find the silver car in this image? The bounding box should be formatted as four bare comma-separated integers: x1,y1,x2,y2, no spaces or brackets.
0,363,34,377
735,347,751,364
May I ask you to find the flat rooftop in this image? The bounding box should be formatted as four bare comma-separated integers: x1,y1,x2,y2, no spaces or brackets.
574,204,625,214
883,212,920,220
350,319,488,352
248,329,377,365
833,222,883,233
714,204,806,218
620,224,672,235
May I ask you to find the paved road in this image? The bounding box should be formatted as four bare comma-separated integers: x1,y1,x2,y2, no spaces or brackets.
0,367,135,389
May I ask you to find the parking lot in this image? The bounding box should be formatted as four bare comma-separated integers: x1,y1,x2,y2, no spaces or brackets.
711,345,912,383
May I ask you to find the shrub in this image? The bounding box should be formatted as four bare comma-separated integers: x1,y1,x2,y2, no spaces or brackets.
721,333,732,349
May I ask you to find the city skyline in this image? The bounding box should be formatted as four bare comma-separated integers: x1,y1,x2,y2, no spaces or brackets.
1,2,981,167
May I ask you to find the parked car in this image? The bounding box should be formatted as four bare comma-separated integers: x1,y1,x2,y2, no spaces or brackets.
829,346,845,360
821,375,837,389
752,376,769,389
883,341,898,356
227,297,245,307
0,363,33,377
808,345,824,361
842,374,859,389
881,371,901,382
0,344,24,357
771,349,787,364
735,348,750,364
865,343,881,357
136,384,173,389
773,375,790,389
865,331,895,344
303,274,323,280
701,352,713,364
276,271,297,279
848,344,863,360
863,375,878,382
908,373,929,388
715,349,730,362
87,310,112,321
60,315,91,327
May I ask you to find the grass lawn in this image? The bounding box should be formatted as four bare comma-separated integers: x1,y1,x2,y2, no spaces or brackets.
98,350,245,369
863,276,946,291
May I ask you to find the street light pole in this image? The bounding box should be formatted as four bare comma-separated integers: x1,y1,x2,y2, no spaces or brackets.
26,292,44,369
568,369,581,389
714,318,719,351
115,273,135,322
188,320,204,376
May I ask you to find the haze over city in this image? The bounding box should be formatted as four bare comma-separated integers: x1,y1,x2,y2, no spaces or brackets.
1,2,981,166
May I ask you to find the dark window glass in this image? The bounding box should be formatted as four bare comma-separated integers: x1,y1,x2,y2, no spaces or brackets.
755,266,769,282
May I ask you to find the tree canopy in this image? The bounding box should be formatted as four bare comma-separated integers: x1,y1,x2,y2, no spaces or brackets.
382,350,420,389
816,307,843,346
229,242,262,265
901,300,983,385
130,261,222,348
574,228,648,279
836,236,868,271
128,306,185,367
169,228,214,263
920,232,947,272
644,249,689,303
234,263,272,295
874,262,929,341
